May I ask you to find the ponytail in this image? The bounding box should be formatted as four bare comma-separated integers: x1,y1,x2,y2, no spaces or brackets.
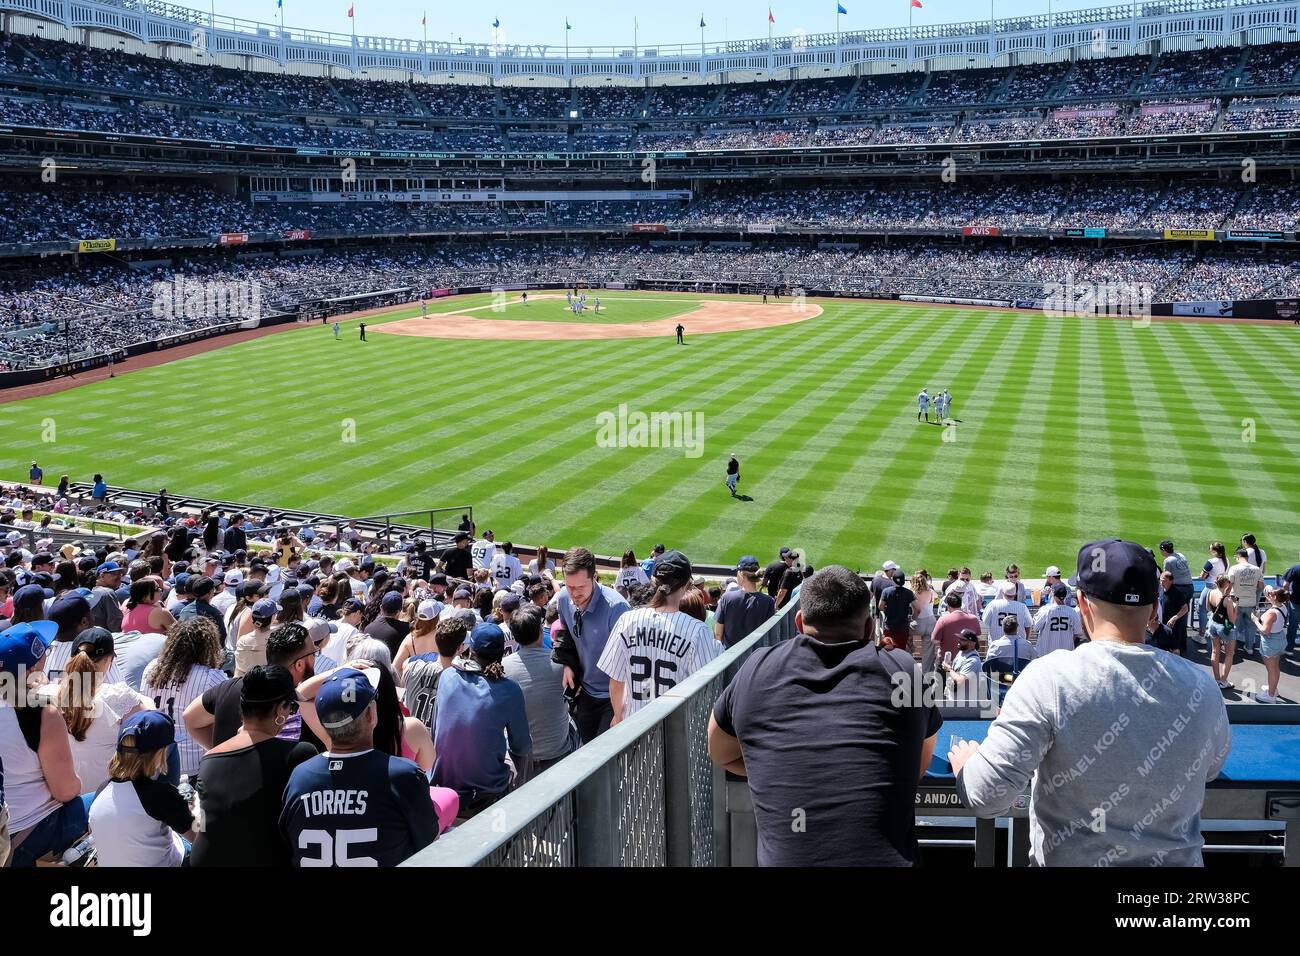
58,651,103,742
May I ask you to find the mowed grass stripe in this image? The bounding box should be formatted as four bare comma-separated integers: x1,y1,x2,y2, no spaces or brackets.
824,310,1010,564
1023,317,1084,560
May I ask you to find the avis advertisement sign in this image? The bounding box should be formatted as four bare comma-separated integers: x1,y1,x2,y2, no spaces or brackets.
962,226,1000,237
283,229,313,241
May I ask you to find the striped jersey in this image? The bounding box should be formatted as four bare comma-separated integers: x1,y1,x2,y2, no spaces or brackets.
596,607,721,718
140,662,227,775
1032,603,1085,655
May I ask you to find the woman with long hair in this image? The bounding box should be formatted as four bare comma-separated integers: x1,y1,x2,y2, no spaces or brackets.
393,600,442,682
527,545,554,576
602,551,721,725
193,666,317,868
58,629,153,791
1241,533,1267,575
614,549,648,594
312,577,343,621
911,569,939,671
121,577,176,636
1206,575,1238,690
140,618,227,775
52,560,79,599
164,526,190,564
1251,586,1290,704
1196,541,1228,639
202,515,222,554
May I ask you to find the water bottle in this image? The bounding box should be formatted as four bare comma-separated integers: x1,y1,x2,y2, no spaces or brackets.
942,651,953,668
61,836,95,865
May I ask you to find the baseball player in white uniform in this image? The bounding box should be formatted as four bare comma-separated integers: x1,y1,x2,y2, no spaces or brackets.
941,388,953,420
917,389,931,423
1032,583,1086,654
597,550,721,723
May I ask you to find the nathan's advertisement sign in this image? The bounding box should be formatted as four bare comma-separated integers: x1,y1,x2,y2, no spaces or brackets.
77,238,116,253
1163,228,1215,241
283,229,312,241
1226,229,1284,242
219,232,249,246
962,226,1000,237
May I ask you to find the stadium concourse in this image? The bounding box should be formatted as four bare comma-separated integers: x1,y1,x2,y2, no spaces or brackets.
0,477,1296,867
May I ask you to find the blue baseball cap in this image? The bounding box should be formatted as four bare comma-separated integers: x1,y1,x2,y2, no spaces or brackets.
0,620,58,673
117,711,175,754
314,667,379,731
736,555,760,572
251,598,278,619
95,561,123,575
468,622,506,658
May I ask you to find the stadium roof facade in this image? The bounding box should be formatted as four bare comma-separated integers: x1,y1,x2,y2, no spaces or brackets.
1,0,1299,83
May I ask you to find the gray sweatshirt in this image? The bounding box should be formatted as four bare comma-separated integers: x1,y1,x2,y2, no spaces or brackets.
957,639,1231,866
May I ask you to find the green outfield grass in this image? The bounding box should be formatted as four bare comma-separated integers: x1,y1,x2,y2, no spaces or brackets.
2,291,1298,572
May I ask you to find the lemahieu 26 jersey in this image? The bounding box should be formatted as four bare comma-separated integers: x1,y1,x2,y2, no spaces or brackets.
597,607,722,718
279,749,437,867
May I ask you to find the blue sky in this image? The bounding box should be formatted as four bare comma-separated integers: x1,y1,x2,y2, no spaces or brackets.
177,0,1099,48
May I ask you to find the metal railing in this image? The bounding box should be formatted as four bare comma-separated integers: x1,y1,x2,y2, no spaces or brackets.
403,592,801,867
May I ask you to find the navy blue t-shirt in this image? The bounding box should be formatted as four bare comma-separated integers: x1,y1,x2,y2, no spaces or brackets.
1284,565,1300,607
712,635,942,867
280,749,437,867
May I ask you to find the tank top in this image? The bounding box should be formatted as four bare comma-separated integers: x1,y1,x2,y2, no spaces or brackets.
122,603,162,635
1261,606,1286,636
0,704,61,832
1210,592,1233,630
914,590,937,628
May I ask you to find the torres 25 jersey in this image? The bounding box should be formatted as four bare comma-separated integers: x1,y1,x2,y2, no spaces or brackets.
279,749,437,867
597,606,722,718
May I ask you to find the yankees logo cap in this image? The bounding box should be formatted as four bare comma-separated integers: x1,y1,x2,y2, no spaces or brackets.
1068,539,1158,607
315,667,380,730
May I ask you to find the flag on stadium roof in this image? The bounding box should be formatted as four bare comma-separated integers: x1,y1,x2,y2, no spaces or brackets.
768,8,775,23
837,3,848,14
493,17,500,28
566,18,572,29
700,15,706,28
347,4,354,17
911,0,923,8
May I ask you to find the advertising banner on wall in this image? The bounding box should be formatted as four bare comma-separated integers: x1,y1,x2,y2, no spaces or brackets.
962,226,1000,237
1173,301,1233,317
1164,229,1216,241
77,238,117,253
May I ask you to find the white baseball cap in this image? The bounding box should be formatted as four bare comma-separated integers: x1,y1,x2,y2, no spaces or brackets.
336,559,355,572
1044,566,1062,578
416,599,444,621
882,560,899,572
224,570,244,586
1002,581,1019,596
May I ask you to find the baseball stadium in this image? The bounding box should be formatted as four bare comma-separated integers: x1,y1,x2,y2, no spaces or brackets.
0,0,1298,889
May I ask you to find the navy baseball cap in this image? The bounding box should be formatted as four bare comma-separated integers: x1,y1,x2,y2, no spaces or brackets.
1052,583,1070,602
75,627,115,659
1068,539,1159,607
251,598,279,619
468,622,506,658
381,591,404,613
736,555,761,572
653,550,692,578
315,667,379,730
13,583,51,608
48,594,91,628
0,620,57,673
117,711,175,754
